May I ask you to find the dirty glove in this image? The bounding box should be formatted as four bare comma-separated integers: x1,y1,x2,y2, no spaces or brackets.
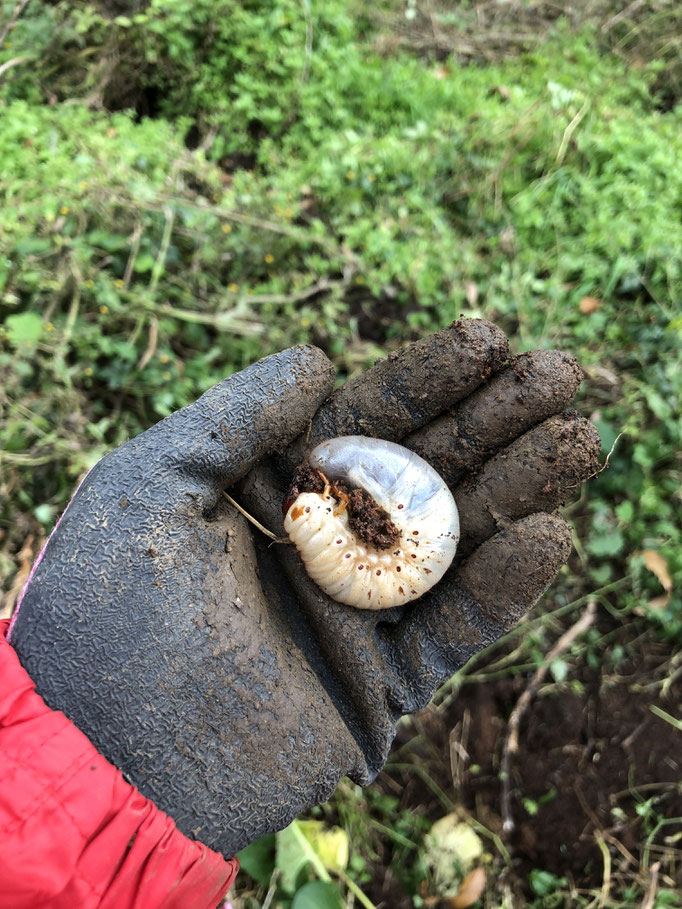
10,320,600,858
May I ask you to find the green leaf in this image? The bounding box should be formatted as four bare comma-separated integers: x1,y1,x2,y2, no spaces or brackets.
5,312,44,346
587,530,624,557
538,786,558,805
86,231,130,252
237,833,276,888
33,503,54,527
529,869,567,896
522,798,539,816
549,658,568,683
296,820,349,874
14,238,53,256
292,881,343,909
594,418,619,453
276,824,314,894
644,388,672,421
134,252,157,273
615,500,634,523
275,820,340,893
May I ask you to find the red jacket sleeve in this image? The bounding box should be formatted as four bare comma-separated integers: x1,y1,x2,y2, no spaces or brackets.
0,619,238,908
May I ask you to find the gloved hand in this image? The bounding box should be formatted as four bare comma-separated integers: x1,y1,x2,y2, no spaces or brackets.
10,320,600,858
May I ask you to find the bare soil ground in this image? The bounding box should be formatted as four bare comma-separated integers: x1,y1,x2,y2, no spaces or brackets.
367,627,682,905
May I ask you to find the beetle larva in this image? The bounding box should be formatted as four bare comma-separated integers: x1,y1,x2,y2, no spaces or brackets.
283,436,459,609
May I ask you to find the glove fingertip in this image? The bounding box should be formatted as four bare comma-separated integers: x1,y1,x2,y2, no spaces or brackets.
457,513,572,631
310,318,510,443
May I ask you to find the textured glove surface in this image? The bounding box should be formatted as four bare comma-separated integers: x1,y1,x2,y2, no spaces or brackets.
11,322,599,856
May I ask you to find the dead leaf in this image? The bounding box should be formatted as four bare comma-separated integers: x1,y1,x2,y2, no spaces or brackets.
636,549,673,591
586,365,620,387
634,549,673,610
464,281,478,306
646,594,671,611
425,814,483,895
374,34,401,57
499,227,516,254
432,64,449,80
1,533,41,619
451,867,486,908
579,296,602,314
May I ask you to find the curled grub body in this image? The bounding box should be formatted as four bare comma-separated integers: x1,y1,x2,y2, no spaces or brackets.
283,436,459,610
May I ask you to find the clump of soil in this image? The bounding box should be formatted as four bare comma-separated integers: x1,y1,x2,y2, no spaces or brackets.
283,460,326,506
345,487,401,550
283,460,401,550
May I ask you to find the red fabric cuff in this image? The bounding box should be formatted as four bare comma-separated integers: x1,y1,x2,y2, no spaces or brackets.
0,619,238,908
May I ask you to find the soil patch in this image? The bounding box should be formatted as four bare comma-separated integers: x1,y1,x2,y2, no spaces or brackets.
284,461,401,550
371,651,682,902
346,488,401,550
346,289,421,345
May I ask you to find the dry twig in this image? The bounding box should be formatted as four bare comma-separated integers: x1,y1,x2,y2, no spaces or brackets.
0,54,31,79
601,0,649,32
640,861,661,909
500,600,597,833
449,709,471,794
1,533,41,618
123,222,144,287
0,0,30,46
136,315,159,371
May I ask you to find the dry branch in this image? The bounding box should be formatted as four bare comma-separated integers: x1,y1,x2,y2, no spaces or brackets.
500,599,597,833
0,0,30,46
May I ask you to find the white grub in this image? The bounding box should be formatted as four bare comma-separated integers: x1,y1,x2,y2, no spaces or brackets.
284,436,459,610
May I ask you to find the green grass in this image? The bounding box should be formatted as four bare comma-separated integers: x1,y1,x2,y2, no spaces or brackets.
1,1,681,904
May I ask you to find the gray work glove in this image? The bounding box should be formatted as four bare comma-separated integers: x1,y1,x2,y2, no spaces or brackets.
10,319,600,857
